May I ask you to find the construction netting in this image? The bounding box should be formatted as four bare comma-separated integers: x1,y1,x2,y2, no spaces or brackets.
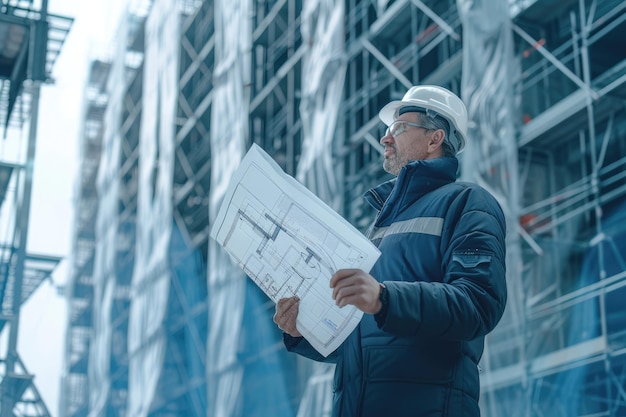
127,0,180,415
206,0,251,415
88,11,130,417
292,1,347,415
205,0,348,415
456,0,524,415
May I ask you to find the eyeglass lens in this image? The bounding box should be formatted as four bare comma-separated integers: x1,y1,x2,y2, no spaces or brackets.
386,121,406,137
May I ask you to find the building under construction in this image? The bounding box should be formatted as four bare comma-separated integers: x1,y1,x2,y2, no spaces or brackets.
0,0,72,416
60,0,626,416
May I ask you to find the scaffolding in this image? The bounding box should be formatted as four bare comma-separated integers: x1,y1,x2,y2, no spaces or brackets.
0,1,71,416
483,0,626,415
59,57,108,417
60,0,626,416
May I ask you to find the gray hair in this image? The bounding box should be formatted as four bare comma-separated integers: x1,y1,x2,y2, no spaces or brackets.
415,112,456,157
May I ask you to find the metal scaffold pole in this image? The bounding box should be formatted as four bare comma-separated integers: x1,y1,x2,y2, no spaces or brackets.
0,0,48,415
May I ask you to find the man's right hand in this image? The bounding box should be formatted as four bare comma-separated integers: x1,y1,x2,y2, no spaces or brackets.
274,296,303,337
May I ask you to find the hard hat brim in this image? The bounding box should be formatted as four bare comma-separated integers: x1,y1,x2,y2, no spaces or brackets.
379,99,467,154
378,100,411,126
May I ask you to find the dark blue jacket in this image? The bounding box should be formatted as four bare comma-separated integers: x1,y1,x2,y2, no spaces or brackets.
284,157,507,417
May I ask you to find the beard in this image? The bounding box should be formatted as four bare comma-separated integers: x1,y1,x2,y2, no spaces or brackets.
383,155,402,176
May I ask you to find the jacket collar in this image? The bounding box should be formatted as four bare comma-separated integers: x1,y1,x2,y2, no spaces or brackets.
364,157,458,224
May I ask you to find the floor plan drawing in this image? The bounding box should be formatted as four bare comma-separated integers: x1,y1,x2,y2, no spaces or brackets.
211,144,381,356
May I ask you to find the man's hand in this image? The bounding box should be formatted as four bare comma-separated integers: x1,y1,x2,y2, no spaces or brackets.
273,296,303,337
330,269,382,314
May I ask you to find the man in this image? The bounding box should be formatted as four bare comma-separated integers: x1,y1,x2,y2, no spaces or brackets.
274,85,507,417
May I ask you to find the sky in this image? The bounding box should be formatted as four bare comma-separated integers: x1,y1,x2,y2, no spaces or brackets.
9,0,127,415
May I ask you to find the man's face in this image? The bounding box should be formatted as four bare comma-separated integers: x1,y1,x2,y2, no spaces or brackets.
380,114,432,176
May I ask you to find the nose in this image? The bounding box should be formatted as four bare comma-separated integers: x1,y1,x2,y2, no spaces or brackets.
380,130,393,145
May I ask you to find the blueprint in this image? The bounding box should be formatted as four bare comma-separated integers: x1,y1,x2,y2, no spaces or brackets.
210,144,381,357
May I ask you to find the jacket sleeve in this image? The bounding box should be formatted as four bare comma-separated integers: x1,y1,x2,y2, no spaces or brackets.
378,186,508,341
283,334,339,363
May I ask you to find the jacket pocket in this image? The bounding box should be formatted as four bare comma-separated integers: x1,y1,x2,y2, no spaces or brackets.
364,345,455,383
360,346,456,417
361,381,447,417
452,250,492,269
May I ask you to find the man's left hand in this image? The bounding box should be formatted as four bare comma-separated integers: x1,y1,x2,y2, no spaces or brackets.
330,269,382,314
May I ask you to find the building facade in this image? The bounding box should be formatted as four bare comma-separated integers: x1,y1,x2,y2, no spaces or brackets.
60,0,626,416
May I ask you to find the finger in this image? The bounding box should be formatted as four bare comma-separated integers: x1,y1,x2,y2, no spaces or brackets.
276,296,299,312
337,293,363,309
277,296,299,306
274,299,303,337
329,269,357,288
332,277,349,300
274,308,295,330
274,297,298,323
334,285,359,307
332,273,359,300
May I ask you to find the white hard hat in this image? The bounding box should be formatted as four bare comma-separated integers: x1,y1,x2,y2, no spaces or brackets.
378,85,468,154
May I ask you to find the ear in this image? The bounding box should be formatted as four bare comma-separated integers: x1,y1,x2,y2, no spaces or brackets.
427,129,445,154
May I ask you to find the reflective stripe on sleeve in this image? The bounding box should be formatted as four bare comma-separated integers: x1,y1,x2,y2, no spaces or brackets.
368,217,444,240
